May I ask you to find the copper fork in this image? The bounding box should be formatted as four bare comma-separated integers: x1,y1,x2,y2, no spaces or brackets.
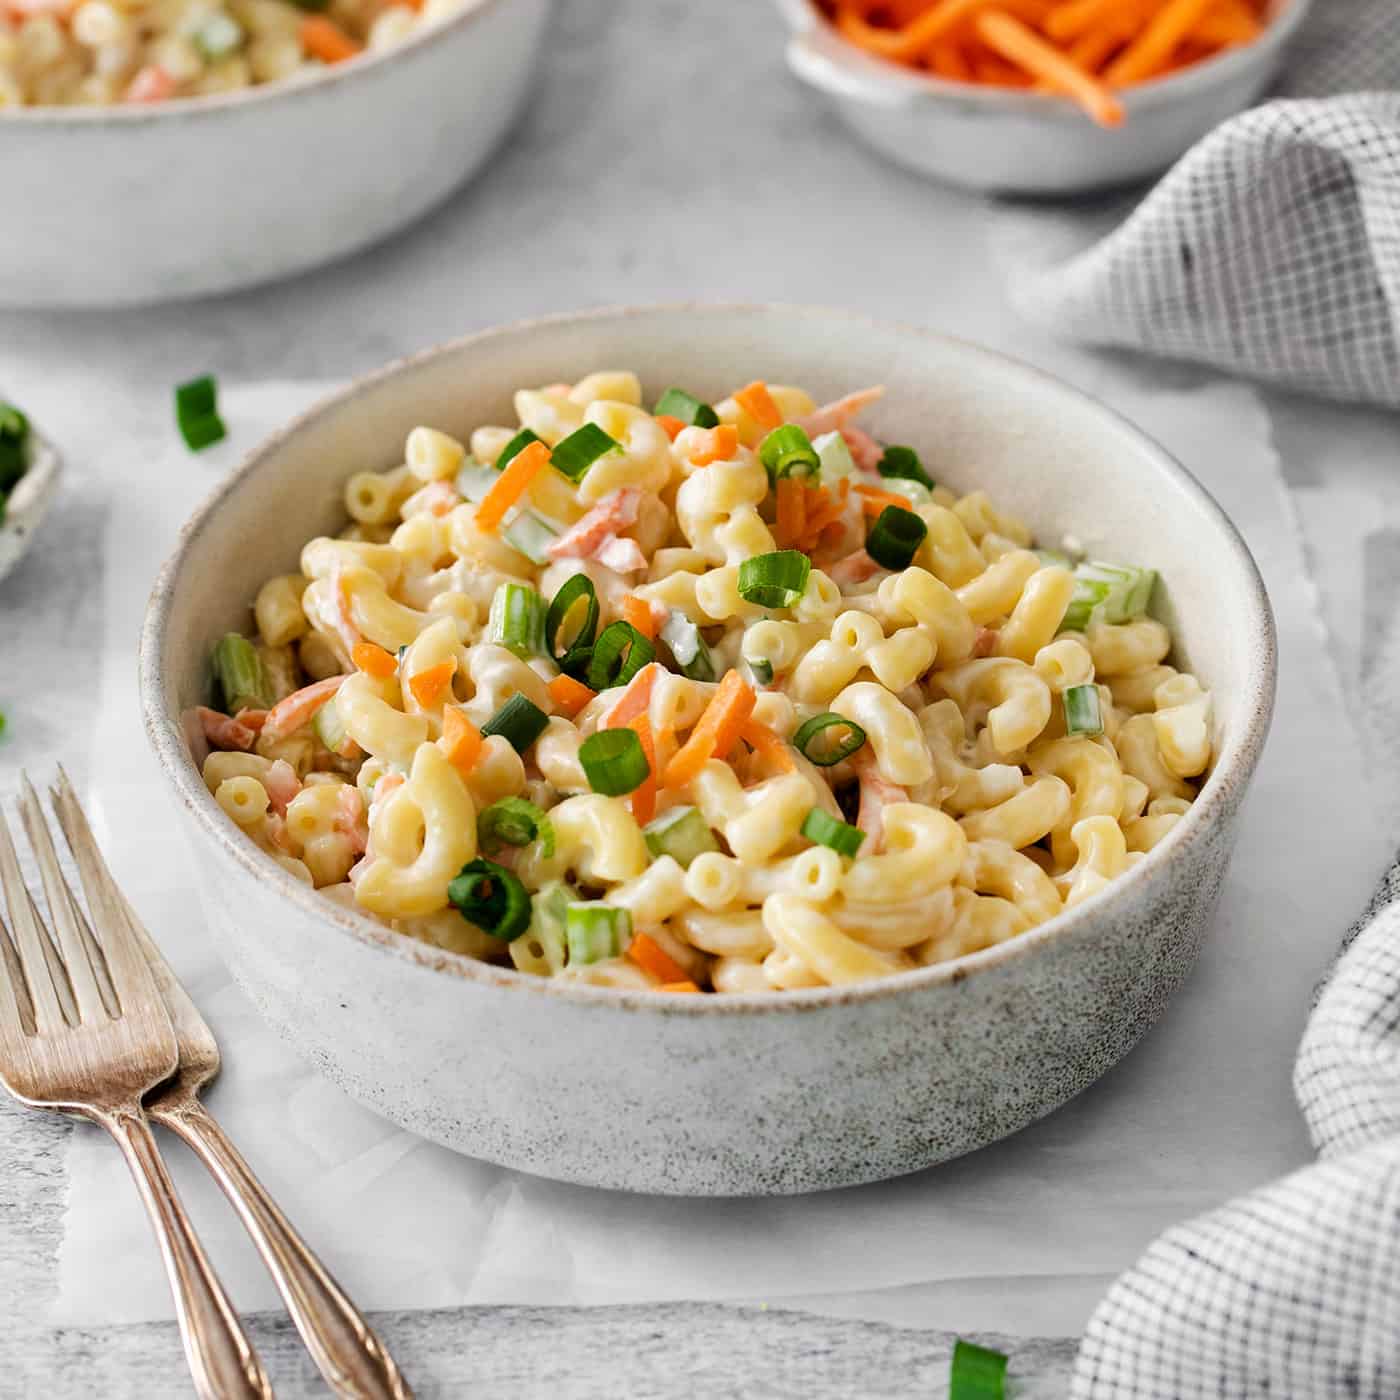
47,771,412,1400
0,775,272,1400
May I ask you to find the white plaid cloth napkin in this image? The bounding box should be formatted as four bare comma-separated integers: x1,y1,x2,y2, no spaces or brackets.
1072,863,1400,1397
1013,0,1400,407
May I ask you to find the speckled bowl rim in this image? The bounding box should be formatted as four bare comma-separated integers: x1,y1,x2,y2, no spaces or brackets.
140,302,1278,1017
0,0,509,124
777,0,1312,116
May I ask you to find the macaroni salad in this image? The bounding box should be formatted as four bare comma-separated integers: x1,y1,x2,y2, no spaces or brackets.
0,0,461,107
195,371,1214,993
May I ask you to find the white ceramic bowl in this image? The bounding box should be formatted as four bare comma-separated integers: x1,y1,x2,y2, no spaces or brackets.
141,304,1276,1196
775,0,1312,194
0,417,62,584
0,0,550,308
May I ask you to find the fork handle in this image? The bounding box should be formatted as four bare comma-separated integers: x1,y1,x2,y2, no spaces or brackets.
98,1107,273,1400
151,1095,412,1400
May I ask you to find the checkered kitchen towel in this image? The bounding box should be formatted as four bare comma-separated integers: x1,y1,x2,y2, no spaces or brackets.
1014,0,1400,408
1072,862,1400,1397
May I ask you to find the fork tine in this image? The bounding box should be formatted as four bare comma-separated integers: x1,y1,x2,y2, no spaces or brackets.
0,909,36,1037
47,771,162,1013
18,774,108,1025
0,806,68,1034
24,883,80,1025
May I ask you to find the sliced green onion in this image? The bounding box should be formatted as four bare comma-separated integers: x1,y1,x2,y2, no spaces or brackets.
175,375,226,452
479,796,556,858
792,711,867,766
447,858,532,941
587,621,654,691
1060,561,1158,633
495,427,541,472
866,505,928,572
312,694,351,754
545,574,600,670
501,508,561,566
659,610,715,682
1062,683,1104,738
801,807,865,858
480,694,549,753
193,11,243,58
747,658,774,687
579,727,649,796
565,901,631,965
759,424,820,483
654,387,719,428
949,1339,1007,1400
454,458,498,502
812,429,855,482
877,477,932,508
487,582,545,659
643,806,719,867
737,550,810,609
551,423,621,483
877,444,935,491
0,402,30,492
0,709,6,740
212,633,272,713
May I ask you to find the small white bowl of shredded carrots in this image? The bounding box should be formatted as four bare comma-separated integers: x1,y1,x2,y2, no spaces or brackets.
776,0,1312,193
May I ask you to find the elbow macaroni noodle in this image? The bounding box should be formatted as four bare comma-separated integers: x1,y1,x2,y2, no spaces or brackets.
197,370,1216,993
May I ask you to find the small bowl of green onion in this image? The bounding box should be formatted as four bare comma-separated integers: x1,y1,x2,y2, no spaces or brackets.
0,401,62,585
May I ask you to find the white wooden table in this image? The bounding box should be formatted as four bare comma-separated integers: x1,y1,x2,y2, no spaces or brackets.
2,0,1397,1391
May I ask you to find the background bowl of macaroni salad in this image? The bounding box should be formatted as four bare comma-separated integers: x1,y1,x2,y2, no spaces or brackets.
0,0,550,307
141,304,1276,1196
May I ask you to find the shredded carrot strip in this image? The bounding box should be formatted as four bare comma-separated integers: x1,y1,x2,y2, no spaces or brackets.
663,671,756,789
658,980,702,994
408,658,456,708
689,424,739,467
628,714,658,825
775,476,806,549
263,676,346,741
548,673,595,718
439,705,483,774
740,719,796,773
1043,0,1134,42
352,641,398,679
853,483,917,516
1105,0,1214,83
622,595,657,641
605,662,658,730
975,11,1123,125
627,931,689,985
655,414,685,441
733,381,782,432
299,14,360,63
476,439,549,532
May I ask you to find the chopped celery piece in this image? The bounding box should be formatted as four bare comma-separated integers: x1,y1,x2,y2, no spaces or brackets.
565,901,631,965
502,508,560,565
454,459,497,502
193,12,243,58
511,882,570,976
1060,561,1158,633
643,806,719,867
212,633,271,713
312,694,351,754
1062,684,1104,737
659,610,715,682
487,582,545,658
812,430,855,481
1034,548,1074,569
878,477,932,507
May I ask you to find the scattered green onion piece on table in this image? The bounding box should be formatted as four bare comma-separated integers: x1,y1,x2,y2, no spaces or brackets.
659,610,715,682
0,402,30,491
175,375,226,453
480,694,549,753
579,727,649,796
454,458,499,502
801,807,865,858
545,573,600,666
312,696,351,755
866,505,928,571
501,508,561,566
487,582,545,659
0,710,7,740
1060,561,1158,632
812,429,855,482
654,387,719,428
587,621,654,691
211,633,272,713
479,796,556,858
1062,683,1104,738
949,1339,1007,1400
193,12,243,58
792,711,867,766
551,423,621,483
494,427,541,472
565,902,631,965
758,424,820,483
737,550,811,609
876,444,935,491
447,858,532,941
643,806,719,867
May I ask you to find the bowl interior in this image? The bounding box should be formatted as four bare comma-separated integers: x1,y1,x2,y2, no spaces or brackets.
146,304,1274,993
